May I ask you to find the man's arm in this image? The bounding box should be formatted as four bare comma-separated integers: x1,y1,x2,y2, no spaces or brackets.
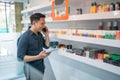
17,36,28,61
17,35,49,62
44,33,50,47
42,26,50,48
24,51,49,62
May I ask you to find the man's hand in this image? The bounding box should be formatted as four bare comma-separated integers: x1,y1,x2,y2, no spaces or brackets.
37,51,50,59
42,26,49,36
42,26,50,47
24,51,50,62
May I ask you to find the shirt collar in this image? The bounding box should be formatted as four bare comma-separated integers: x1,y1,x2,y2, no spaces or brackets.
28,29,41,36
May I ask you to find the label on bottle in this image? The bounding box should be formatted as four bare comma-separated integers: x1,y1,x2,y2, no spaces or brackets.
107,21,112,30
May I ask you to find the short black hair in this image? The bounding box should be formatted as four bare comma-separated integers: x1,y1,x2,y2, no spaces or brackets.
30,13,45,25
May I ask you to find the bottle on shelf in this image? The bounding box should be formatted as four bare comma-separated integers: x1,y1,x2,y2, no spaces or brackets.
98,30,103,38
104,4,110,12
112,21,118,30
97,4,101,13
68,6,70,14
110,3,115,11
98,50,105,60
116,31,120,40
76,9,80,14
104,31,112,39
90,3,94,13
115,2,120,10
76,8,82,14
107,21,112,30
79,8,82,14
103,3,106,12
111,31,116,39
93,2,97,13
98,21,104,30
100,4,104,12
102,30,105,39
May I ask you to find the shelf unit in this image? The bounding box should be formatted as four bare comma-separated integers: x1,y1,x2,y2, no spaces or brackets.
21,0,120,78
21,10,120,24
56,50,120,75
56,35,120,48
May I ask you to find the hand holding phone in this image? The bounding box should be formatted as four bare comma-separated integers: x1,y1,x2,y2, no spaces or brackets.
42,27,47,32
42,26,49,36
44,49,58,54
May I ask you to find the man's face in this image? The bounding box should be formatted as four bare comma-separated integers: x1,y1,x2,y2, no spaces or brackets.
34,18,46,32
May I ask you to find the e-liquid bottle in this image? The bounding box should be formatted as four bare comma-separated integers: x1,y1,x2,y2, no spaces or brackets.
79,8,82,14
97,4,100,12
115,2,120,10
93,2,97,13
112,21,118,30
76,8,82,14
98,21,104,30
68,6,70,14
116,31,120,40
107,21,112,30
90,3,94,13
110,3,115,11
105,4,110,12
77,9,80,14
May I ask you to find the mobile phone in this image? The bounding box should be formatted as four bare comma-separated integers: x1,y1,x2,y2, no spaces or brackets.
44,49,58,54
42,28,47,32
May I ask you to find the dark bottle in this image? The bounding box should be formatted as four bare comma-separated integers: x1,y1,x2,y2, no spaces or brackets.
98,21,104,30
79,8,82,14
112,21,118,30
110,3,115,11
76,8,82,14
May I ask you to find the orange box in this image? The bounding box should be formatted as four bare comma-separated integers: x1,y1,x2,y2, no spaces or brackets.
52,0,69,21
94,35,97,38
98,53,104,60
116,31,120,40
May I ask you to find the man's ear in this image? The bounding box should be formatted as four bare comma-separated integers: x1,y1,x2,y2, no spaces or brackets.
32,21,36,25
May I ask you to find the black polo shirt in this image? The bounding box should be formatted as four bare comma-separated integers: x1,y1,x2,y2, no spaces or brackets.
17,29,49,73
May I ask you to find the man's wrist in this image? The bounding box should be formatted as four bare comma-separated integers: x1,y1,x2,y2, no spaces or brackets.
35,55,41,59
45,34,49,37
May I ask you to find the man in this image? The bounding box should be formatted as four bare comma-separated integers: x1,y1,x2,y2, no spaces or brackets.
17,13,50,80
